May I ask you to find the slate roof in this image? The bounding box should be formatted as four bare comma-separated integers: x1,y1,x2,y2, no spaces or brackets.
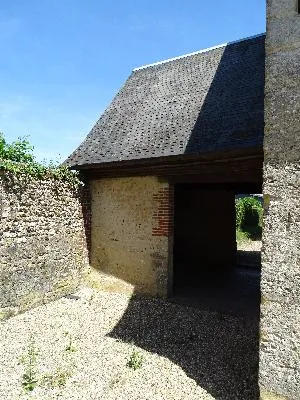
66,34,265,168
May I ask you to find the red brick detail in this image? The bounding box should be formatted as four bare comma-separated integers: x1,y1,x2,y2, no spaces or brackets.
152,185,174,237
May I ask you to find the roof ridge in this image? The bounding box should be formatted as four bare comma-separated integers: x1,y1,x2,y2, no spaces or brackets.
133,33,265,71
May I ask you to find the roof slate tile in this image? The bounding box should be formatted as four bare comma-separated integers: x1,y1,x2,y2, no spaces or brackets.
66,35,265,168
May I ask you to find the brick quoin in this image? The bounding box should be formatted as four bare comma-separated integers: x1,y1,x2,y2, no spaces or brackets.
152,185,174,237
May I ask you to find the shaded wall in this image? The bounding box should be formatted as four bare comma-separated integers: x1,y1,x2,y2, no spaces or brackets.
89,177,173,297
0,173,89,319
260,1,300,399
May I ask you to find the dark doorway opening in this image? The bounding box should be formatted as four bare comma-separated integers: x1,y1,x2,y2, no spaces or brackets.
172,182,262,317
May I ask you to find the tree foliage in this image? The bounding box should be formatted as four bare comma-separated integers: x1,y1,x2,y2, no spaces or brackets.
0,133,35,163
0,133,81,185
235,196,263,240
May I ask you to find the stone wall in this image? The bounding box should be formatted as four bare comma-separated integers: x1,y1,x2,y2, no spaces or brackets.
0,173,89,319
88,176,173,297
260,1,300,399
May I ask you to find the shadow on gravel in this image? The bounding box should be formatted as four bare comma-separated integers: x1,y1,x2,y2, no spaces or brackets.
108,290,260,400
108,40,263,399
237,250,261,268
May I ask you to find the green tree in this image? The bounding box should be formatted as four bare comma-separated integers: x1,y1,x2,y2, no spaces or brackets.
0,133,34,163
0,132,80,185
235,196,263,240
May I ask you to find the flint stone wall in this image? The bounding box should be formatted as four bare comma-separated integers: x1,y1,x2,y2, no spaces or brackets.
0,172,89,319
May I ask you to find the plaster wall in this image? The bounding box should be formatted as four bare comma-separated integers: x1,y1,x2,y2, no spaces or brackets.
0,173,89,319
89,176,173,297
260,1,300,399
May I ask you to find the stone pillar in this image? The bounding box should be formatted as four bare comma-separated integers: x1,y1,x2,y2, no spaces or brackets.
260,1,300,399
88,176,173,297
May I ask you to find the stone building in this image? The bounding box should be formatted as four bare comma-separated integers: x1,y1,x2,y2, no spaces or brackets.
66,1,299,398
66,34,265,296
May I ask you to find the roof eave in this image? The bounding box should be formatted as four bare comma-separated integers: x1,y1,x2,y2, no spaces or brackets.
69,145,263,171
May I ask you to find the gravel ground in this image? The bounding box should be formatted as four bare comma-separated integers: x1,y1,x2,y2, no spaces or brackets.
237,240,261,269
0,288,259,400
237,240,262,252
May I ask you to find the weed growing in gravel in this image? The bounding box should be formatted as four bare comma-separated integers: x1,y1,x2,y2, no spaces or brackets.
109,373,127,389
126,350,143,370
18,333,77,393
19,339,39,392
41,367,72,388
64,331,77,352
40,332,77,389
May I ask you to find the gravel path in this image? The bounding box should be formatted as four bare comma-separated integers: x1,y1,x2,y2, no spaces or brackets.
237,240,262,252
237,240,262,269
0,288,259,400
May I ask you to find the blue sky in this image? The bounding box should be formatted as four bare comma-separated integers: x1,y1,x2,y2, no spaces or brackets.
0,0,266,162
